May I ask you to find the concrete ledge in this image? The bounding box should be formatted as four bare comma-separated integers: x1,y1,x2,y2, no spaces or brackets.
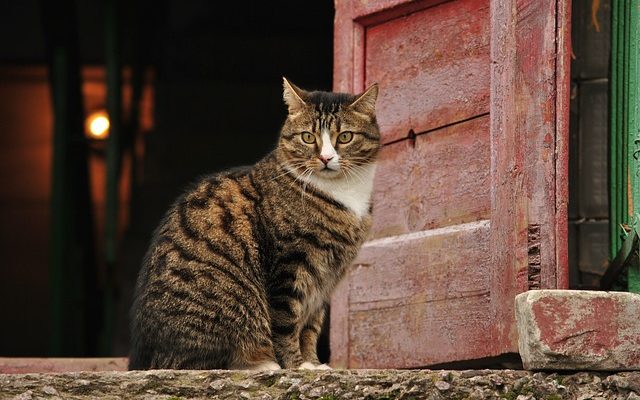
516,290,640,370
1,369,640,399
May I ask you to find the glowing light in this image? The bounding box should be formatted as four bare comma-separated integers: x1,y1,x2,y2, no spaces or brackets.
86,111,110,140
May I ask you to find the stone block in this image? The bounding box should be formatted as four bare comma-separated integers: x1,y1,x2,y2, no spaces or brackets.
516,290,640,370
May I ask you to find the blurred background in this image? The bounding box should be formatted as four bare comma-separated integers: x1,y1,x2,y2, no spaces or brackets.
0,0,332,357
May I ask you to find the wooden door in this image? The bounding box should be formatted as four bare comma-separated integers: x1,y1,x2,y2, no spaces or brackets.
331,0,571,368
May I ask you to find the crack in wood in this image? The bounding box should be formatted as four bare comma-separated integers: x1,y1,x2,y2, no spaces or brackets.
528,224,542,289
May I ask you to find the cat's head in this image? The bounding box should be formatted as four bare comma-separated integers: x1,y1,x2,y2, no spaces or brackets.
278,78,380,180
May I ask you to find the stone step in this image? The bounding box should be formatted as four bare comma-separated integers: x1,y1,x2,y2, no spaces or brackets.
1,369,639,399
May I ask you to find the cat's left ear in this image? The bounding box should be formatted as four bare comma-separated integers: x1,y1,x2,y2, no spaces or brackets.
349,83,378,115
282,77,307,113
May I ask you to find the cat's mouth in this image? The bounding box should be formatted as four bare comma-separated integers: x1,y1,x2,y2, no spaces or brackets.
316,166,342,178
316,159,340,173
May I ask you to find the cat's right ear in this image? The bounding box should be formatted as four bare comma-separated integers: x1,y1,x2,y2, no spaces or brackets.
283,77,307,114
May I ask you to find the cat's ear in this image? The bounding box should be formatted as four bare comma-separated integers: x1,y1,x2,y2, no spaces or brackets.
282,77,307,113
349,83,378,115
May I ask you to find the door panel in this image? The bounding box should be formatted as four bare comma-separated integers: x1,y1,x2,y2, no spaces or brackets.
366,0,490,144
349,220,491,368
371,116,490,238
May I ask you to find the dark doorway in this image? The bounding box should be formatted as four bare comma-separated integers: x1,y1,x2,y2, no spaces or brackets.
114,0,335,358
0,0,334,358
568,0,610,289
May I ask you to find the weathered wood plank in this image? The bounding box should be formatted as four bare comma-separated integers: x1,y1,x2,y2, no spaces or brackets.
371,116,490,239
489,0,567,354
489,0,529,356
515,0,562,291
333,0,354,94
365,0,490,144
340,221,492,368
349,296,491,368
353,0,449,26
555,0,571,290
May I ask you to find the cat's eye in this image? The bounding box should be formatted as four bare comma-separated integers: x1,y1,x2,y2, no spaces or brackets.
301,132,316,144
337,131,354,144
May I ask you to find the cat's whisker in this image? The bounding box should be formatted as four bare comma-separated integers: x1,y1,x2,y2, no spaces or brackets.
349,162,371,177
300,168,315,211
340,164,355,185
269,162,307,182
289,166,312,194
340,167,349,184
344,157,372,164
344,164,366,185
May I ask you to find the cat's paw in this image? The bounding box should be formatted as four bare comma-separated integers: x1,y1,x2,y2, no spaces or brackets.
298,362,332,370
251,361,282,371
298,361,316,370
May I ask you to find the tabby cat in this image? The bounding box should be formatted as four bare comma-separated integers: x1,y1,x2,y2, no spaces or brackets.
129,78,380,370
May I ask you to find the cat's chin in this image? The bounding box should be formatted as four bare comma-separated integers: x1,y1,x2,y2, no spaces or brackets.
314,168,343,179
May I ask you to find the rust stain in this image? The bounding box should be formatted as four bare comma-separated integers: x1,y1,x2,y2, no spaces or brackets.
541,147,550,162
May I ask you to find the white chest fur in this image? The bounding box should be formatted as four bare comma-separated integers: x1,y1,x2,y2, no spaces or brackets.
303,163,377,219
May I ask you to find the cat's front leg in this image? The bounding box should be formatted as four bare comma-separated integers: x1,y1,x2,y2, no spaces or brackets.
299,304,331,370
270,285,305,368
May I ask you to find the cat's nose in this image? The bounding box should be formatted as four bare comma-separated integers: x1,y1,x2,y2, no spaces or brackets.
318,155,334,165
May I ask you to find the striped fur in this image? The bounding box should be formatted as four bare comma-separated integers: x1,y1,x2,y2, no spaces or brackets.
129,79,380,370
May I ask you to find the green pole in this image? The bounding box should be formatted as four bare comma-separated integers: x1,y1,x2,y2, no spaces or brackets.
41,0,97,355
103,0,122,355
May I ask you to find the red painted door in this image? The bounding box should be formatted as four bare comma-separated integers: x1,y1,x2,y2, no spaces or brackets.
331,0,571,368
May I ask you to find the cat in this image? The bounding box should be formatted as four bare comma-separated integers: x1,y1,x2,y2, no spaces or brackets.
128,78,380,370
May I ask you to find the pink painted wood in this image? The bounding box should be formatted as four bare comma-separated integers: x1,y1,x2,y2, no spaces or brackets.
365,0,490,144
370,116,490,239
489,0,571,353
348,221,491,368
332,0,571,368
555,0,572,290
331,0,570,368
